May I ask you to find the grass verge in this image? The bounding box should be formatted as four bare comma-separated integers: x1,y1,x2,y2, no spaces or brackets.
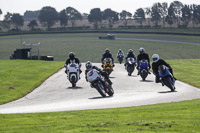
0,60,64,104
0,99,200,133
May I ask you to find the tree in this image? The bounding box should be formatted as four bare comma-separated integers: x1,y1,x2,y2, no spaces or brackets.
24,10,40,21
88,8,102,29
11,13,24,30
66,7,82,27
119,10,132,26
160,2,168,28
134,8,145,27
144,7,152,27
38,6,58,29
2,12,12,30
151,3,162,27
181,5,191,27
59,9,68,28
169,1,183,26
102,8,119,28
191,4,200,27
27,19,38,30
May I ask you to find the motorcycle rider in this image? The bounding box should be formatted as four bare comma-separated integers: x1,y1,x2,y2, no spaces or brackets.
101,48,115,66
117,49,124,58
152,54,176,83
124,49,136,66
85,61,113,86
65,52,82,75
136,47,151,75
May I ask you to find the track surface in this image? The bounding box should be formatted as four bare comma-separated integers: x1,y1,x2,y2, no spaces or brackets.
0,63,199,114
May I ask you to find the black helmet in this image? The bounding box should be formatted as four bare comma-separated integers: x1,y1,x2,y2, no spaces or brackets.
119,49,122,52
85,61,92,70
69,52,75,59
105,48,110,53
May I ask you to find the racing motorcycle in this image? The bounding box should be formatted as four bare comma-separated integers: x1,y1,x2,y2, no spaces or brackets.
125,57,136,76
65,63,81,87
158,65,176,91
139,59,149,81
117,53,124,64
87,69,114,97
102,58,114,76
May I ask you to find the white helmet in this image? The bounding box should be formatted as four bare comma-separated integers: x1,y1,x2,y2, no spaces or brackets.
139,47,145,53
85,61,92,69
152,54,159,63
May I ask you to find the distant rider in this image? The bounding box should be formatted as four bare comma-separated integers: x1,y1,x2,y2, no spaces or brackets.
101,48,114,66
85,61,113,86
136,47,151,75
117,49,124,58
65,52,82,74
124,49,136,66
152,54,176,83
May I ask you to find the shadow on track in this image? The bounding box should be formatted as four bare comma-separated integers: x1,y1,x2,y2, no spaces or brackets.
89,96,113,100
67,86,83,89
139,80,154,82
158,91,177,93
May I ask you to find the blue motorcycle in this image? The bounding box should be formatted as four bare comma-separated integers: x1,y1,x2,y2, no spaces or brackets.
139,59,149,81
158,65,176,91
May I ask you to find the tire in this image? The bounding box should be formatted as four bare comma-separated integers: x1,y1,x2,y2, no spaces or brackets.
127,66,133,76
96,81,106,97
140,70,148,81
162,76,175,91
107,86,114,96
71,76,76,87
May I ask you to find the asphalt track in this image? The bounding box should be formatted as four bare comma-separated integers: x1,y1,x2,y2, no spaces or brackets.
0,63,199,114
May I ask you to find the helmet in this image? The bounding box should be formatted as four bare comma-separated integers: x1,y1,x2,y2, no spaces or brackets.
128,49,133,53
105,48,110,53
119,49,122,52
85,61,92,70
152,54,159,63
139,47,145,54
69,52,75,60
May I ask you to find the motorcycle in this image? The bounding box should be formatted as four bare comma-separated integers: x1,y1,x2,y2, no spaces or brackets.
158,65,176,91
102,58,114,76
125,57,136,76
117,53,124,64
87,69,114,97
65,63,81,87
139,59,149,81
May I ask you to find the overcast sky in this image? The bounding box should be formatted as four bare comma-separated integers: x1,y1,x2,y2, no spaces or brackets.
0,0,199,20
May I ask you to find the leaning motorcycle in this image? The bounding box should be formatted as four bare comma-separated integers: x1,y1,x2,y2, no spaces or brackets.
87,69,114,97
158,65,176,91
125,57,136,76
117,54,124,64
102,58,113,76
139,59,149,81
65,63,81,87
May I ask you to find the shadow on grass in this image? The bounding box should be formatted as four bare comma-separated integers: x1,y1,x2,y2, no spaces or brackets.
89,95,113,100
67,86,83,89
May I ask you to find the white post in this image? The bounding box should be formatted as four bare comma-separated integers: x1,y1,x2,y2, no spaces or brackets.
38,42,40,60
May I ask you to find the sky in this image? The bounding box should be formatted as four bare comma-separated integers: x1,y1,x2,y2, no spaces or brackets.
0,0,200,20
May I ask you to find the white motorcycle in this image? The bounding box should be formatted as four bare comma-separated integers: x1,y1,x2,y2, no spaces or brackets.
87,69,114,97
65,63,81,87
125,57,136,76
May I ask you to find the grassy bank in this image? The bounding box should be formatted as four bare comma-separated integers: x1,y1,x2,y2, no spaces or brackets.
0,60,64,104
0,33,200,61
0,99,200,133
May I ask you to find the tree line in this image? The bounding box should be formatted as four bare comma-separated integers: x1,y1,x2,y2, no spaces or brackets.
0,1,200,31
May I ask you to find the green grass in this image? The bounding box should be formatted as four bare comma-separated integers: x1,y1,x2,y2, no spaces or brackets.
0,60,64,104
0,99,200,133
168,59,200,88
0,33,200,61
